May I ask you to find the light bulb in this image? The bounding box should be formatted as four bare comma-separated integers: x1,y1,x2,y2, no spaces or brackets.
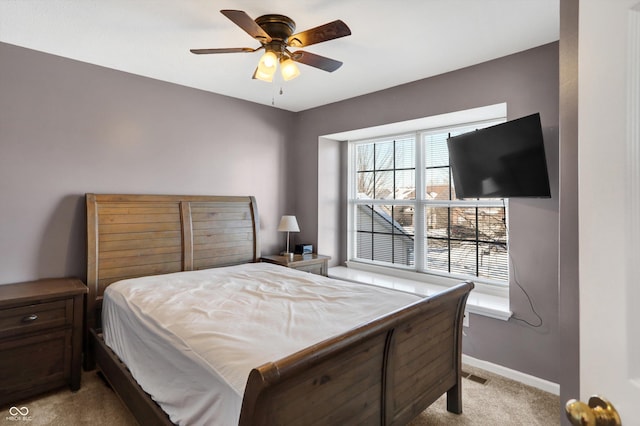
260,51,277,68
254,51,278,82
280,58,300,81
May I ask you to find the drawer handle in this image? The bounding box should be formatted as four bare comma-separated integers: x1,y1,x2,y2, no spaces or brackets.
21,314,38,323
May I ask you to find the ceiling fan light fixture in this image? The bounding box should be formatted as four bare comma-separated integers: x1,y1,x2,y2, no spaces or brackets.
258,50,278,69
255,51,278,82
191,11,352,82
280,57,300,81
253,67,275,82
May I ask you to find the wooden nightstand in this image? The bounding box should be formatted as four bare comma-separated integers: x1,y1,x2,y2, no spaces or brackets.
0,278,86,406
261,254,331,277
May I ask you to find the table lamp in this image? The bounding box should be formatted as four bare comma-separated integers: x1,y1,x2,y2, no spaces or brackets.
277,215,300,259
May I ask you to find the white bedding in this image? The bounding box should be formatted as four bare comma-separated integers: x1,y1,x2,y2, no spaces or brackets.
102,262,422,425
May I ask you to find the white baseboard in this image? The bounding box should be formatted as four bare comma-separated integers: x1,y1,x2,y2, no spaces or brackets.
462,355,560,395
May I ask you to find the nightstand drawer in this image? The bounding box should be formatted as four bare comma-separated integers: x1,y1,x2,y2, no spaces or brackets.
0,329,71,403
0,299,71,339
295,263,324,275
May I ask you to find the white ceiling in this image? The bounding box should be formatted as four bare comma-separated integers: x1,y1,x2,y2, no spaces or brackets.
0,1,559,112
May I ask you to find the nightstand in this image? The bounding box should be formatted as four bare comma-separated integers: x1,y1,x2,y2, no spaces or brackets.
0,278,86,406
261,254,331,277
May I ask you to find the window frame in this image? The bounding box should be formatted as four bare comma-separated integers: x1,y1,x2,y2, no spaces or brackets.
347,118,509,289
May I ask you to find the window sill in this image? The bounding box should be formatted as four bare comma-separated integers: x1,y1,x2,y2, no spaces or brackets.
328,265,512,321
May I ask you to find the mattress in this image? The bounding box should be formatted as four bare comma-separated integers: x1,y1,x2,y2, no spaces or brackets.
102,262,422,425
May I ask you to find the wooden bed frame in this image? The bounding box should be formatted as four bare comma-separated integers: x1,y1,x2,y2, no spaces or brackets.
84,193,473,425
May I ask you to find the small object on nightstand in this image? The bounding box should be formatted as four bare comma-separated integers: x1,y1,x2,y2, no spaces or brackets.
261,254,330,277
0,278,87,406
294,244,313,255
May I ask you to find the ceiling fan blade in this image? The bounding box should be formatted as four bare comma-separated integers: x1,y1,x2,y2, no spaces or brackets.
287,20,351,48
190,47,256,54
220,10,272,43
291,51,343,72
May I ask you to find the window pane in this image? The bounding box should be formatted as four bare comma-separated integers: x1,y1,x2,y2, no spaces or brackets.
395,169,415,200
394,205,415,233
426,168,451,200
450,241,477,276
356,144,374,171
374,171,394,199
357,231,373,260
451,207,476,241
375,141,394,170
394,240,415,266
357,171,375,199
373,234,393,263
478,242,508,281
425,133,450,168
426,237,449,273
478,207,507,244
426,207,449,239
373,205,394,233
395,138,415,169
356,204,373,231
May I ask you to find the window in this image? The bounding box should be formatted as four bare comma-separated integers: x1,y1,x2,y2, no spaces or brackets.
348,119,508,286
354,137,416,266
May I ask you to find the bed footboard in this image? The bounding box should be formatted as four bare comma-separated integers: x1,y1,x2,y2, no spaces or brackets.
239,281,473,426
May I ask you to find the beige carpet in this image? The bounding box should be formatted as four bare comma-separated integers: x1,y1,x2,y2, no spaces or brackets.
1,365,559,425
409,365,560,426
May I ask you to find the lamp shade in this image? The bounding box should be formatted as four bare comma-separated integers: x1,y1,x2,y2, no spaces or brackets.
280,58,300,81
254,51,278,82
277,215,300,232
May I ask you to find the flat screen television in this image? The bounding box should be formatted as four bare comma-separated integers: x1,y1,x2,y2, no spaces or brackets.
446,113,551,199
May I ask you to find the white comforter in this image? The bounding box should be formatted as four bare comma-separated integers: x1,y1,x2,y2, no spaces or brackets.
103,262,421,425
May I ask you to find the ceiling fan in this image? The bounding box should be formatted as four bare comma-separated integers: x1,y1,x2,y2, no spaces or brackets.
190,10,351,82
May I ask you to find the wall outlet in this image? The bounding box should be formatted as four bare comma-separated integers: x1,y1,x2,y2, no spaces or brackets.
463,311,470,328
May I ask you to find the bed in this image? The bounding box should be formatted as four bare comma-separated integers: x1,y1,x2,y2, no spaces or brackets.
84,193,473,425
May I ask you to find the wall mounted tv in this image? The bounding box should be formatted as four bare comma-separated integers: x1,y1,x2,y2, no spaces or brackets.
447,113,551,199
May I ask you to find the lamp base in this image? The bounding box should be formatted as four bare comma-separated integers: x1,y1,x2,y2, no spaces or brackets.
280,251,295,260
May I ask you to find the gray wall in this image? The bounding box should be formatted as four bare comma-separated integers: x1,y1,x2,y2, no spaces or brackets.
0,42,295,284
1,39,570,387
292,43,561,383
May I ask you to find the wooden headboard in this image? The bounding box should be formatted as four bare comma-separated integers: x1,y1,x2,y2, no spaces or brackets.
85,193,260,336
